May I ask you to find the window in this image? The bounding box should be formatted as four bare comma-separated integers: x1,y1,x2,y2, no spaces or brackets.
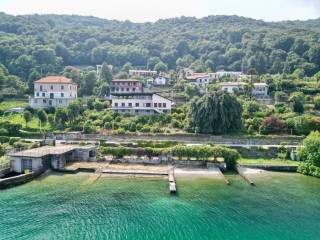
61,93,64,97
128,103,132,107
135,103,139,107
158,103,162,108
42,93,45,97
43,99,47,103
127,88,129,92
121,103,125,107
61,85,64,90
51,85,53,90
154,103,157,107
146,103,151,107
40,85,43,91
133,88,136,92
163,103,166,108
22,159,32,171
36,92,39,97
115,103,118,107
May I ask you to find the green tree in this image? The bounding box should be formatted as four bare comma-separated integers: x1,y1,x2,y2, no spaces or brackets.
147,57,161,70
27,70,41,93
37,109,47,126
289,92,304,113
83,71,97,96
99,62,113,84
154,61,168,73
67,101,81,124
298,131,320,178
54,108,68,128
185,84,200,100
188,91,243,134
23,110,33,128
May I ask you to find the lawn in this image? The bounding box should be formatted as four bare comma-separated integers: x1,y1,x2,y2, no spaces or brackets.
0,100,29,111
0,113,51,131
238,158,300,166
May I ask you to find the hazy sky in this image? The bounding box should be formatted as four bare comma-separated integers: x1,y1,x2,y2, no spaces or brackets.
1,0,320,22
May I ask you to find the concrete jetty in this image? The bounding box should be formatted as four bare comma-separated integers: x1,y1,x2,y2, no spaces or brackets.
168,167,177,193
216,167,230,185
236,165,254,186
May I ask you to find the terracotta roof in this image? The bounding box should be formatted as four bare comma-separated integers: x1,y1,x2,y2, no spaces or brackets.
35,76,74,84
112,79,141,82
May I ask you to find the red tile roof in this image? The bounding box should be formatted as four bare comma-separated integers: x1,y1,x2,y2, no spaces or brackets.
35,76,75,84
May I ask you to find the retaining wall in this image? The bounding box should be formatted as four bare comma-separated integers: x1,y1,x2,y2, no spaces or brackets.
0,169,45,189
239,164,298,172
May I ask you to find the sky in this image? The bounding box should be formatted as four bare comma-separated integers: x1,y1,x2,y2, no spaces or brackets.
0,0,320,22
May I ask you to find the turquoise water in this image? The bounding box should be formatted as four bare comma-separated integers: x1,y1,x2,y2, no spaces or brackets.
0,172,319,240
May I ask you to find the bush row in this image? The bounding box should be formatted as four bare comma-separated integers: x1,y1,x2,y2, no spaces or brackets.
99,145,239,169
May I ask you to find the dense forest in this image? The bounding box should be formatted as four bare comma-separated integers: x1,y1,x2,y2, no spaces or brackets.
0,13,320,94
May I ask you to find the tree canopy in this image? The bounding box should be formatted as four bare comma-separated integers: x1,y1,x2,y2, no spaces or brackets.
188,91,243,134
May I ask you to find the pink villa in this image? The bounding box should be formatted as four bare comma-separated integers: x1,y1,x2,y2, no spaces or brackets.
29,76,77,108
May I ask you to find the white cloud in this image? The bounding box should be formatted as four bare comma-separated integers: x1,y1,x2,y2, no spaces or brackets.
1,0,319,22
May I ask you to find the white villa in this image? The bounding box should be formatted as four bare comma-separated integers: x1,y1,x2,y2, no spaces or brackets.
153,76,167,86
185,73,214,92
220,82,268,96
216,71,244,79
111,93,173,115
129,70,157,78
29,76,77,108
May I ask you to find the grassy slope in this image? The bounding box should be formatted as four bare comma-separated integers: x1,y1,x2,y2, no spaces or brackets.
0,101,28,111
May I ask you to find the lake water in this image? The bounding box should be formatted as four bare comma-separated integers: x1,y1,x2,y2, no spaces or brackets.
0,172,319,240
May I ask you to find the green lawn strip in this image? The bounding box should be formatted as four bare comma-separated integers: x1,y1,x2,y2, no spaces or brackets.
0,100,28,111
238,158,300,166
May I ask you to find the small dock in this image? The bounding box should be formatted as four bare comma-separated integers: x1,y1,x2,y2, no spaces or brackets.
236,165,254,186
216,167,230,185
168,167,177,194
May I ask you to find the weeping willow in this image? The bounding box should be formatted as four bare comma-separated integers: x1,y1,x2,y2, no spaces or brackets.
188,91,243,134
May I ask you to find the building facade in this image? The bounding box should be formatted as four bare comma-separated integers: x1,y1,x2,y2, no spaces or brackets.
10,145,97,173
29,76,77,108
111,79,143,94
111,93,172,115
185,73,214,92
220,82,268,96
129,70,157,78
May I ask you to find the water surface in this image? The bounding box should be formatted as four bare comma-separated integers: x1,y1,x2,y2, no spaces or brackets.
0,172,319,240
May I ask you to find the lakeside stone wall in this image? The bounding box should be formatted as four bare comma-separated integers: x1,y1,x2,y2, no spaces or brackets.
0,169,45,189
62,133,303,146
232,146,279,159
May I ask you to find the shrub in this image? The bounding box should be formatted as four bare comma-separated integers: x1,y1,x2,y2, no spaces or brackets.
115,128,125,134
286,116,320,135
260,116,284,134
9,137,21,145
171,119,182,128
314,96,320,111
83,121,97,134
297,131,320,178
0,136,10,143
100,146,133,158
0,128,8,136
0,144,4,157
141,125,151,133
0,121,22,135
